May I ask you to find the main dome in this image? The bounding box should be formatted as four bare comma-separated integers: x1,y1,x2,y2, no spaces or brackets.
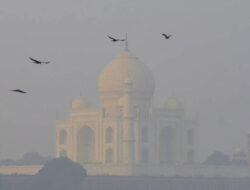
98,49,155,94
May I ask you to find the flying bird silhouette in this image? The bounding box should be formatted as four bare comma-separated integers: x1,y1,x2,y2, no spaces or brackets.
162,33,172,39
29,57,50,64
11,89,27,94
107,35,125,42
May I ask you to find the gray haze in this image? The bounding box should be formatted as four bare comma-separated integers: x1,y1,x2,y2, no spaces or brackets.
0,0,250,162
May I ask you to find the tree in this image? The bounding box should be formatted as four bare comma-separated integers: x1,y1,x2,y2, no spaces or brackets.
33,157,86,190
18,152,50,165
203,151,230,166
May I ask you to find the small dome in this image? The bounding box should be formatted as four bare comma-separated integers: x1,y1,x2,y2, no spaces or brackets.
98,49,155,94
233,148,246,157
71,97,88,109
165,96,183,110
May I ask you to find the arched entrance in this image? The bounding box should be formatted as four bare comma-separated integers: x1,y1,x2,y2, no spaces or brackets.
187,128,194,145
59,130,67,145
187,150,194,164
77,126,95,164
105,148,113,163
105,127,113,143
159,127,176,164
141,148,149,163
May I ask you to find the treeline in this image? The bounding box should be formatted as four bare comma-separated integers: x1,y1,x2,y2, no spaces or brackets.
2,157,87,190
0,152,52,166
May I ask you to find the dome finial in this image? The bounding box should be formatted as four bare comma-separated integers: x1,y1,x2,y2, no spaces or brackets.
56,111,58,120
125,33,128,51
170,91,175,98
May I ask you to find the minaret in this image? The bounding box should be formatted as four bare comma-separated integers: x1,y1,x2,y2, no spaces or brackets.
122,76,135,164
248,132,250,166
125,33,128,51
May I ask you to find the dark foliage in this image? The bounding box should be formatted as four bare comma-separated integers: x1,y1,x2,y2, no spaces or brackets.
33,157,86,190
231,159,248,166
203,151,231,166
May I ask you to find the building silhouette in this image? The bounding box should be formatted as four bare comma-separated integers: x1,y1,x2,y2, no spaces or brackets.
56,46,198,175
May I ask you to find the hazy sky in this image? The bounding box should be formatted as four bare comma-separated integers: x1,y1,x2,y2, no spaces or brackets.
0,0,250,161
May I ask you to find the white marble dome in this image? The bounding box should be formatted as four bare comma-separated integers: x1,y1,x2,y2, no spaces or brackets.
98,49,155,94
165,96,183,110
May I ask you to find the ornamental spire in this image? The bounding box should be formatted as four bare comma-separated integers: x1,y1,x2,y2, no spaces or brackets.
125,33,128,51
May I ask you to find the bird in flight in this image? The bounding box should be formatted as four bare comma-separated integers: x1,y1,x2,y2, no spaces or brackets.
162,33,172,39
107,35,125,42
29,57,50,64
11,89,27,94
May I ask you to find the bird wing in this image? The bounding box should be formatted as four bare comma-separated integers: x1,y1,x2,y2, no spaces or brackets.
107,35,116,41
19,89,26,93
29,57,37,62
11,89,26,93
29,57,41,63
162,33,167,38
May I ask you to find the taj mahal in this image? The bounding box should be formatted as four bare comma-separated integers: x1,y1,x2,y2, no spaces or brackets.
55,44,198,175
3,45,250,178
